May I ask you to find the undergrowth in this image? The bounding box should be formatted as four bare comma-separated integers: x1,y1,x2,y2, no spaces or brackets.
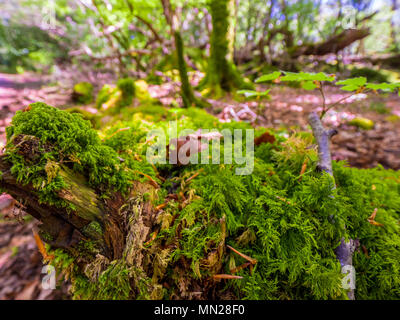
2,102,400,300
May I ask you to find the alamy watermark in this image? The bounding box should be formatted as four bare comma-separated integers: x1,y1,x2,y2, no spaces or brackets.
41,265,56,290
145,122,254,175
341,265,356,290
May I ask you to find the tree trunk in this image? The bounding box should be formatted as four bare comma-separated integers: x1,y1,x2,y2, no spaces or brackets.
161,0,203,107
174,30,200,107
198,0,252,96
390,0,399,52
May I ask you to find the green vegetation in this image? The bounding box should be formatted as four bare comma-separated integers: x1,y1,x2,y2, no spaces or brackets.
72,82,94,104
198,0,253,96
2,100,400,300
2,0,400,302
350,67,389,84
348,117,375,130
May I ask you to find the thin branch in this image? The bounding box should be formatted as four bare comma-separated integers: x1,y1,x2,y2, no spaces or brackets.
308,112,357,300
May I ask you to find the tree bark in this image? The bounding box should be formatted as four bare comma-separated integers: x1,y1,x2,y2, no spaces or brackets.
198,0,252,95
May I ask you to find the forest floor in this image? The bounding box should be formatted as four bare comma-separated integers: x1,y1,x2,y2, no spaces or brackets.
0,71,399,299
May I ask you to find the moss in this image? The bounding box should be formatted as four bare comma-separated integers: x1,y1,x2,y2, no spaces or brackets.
65,107,101,128
96,84,114,109
81,221,103,240
4,102,144,208
73,82,93,104
117,77,135,107
348,117,375,130
368,101,390,115
385,114,400,123
134,80,154,102
95,78,136,112
3,101,400,300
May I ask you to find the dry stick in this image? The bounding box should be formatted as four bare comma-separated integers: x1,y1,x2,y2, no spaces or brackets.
308,111,357,300
299,158,308,182
134,171,160,189
227,245,257,265
32,227,54,261
213,274,243,280
230,262,251,274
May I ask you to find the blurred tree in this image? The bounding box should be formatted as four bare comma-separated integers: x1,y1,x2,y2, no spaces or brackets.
198,0,252,96
390,0,399,52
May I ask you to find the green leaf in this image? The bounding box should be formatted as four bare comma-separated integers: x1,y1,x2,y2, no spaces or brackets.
255,71,281,83
301,81,317,90
237,90,270,98
336,77,367,87
279,72,335,82
365,83,400,92
339,85,361,92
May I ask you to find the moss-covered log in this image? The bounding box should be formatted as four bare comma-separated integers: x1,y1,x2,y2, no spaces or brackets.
1,102,400,300
0,153,107,251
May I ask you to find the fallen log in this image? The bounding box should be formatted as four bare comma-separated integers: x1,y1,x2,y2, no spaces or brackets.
291,28,371,58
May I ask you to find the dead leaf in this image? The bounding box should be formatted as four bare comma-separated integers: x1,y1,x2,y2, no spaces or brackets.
254,131,276,146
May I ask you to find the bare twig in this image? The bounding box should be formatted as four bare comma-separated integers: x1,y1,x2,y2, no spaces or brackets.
308,112,337,176
227,245,257,265
308,111,357,300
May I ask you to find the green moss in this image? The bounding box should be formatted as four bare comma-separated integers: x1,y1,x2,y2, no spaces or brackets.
96,84,114,109
65,107,101,128
81,221,103,240
117,77,135,107
348,117,375,130
73,82,93,104
385,115,400,123
95,78,136,112
134,80,154,102
3,101,400,300
4,102,145,208
369,101,390,114
198,0,253,96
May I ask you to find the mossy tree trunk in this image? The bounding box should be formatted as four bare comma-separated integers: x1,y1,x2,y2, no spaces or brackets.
174,30,199,108
161,0,204,107
198,0,252,96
